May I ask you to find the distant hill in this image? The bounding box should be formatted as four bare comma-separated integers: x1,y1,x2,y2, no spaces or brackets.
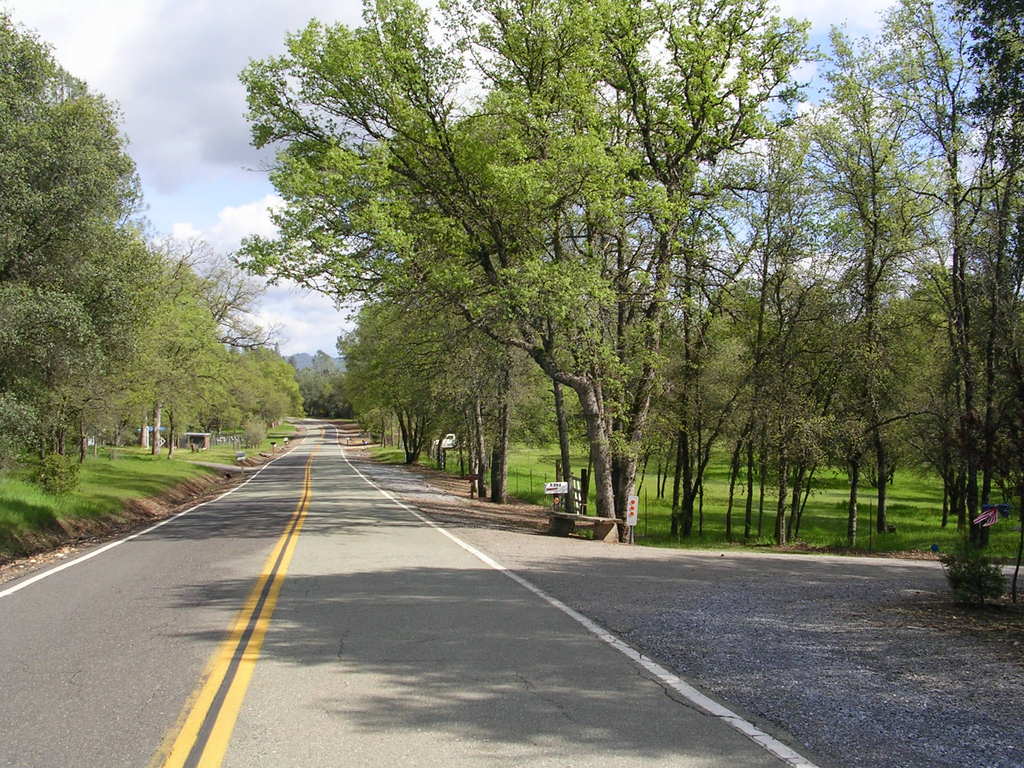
287,351,345,372
287,353,314,370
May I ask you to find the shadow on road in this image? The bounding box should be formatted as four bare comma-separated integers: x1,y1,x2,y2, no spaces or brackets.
165,561,781,767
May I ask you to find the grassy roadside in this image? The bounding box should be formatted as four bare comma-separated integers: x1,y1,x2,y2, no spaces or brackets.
116,422,299,466
372,443,1023,559
0,422,300,560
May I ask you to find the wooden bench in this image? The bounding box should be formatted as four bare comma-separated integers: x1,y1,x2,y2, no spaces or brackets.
548,512,619,542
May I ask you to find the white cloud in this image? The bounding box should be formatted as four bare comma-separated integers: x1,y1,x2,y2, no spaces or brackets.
257,285,354,357
793,59,819,88
171,194,350,356
775,0,897,33
4,0,364,193
172,194,285,253
170,221,202,241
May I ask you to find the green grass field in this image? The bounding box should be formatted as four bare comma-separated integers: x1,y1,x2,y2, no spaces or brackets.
374,443,1024,559
0,422,300,560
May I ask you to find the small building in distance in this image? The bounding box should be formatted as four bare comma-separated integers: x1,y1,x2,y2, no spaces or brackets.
184,432,211,451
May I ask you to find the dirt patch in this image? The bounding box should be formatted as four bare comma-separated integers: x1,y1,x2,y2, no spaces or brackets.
763,540,942,561
871,592,1024,671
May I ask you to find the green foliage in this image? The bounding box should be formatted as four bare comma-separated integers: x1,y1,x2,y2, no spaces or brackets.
295,353,349,418
955,0,1023,117
0,451,222,558
30,454,81,495
218,347,305,427
341,302,447,462
0,13,154,461
240,0,810,516
0,393,38,467
243,420,267,449
0,14,297,478
939,543,1007,604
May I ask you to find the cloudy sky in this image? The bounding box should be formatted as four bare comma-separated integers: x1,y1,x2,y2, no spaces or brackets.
2,0,896,356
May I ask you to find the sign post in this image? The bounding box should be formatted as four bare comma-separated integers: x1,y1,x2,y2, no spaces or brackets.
545,481,569,512
625,495,639,544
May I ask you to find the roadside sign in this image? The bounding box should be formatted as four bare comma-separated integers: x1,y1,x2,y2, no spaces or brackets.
545,481,568,495
626,495,639,526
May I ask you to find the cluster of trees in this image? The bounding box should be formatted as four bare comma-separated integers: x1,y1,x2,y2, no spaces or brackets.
0,15,302,470
240,0,1022,547
290,351,351,418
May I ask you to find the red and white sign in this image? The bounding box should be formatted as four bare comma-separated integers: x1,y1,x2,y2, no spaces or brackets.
545,482,569,495
626,495,639,526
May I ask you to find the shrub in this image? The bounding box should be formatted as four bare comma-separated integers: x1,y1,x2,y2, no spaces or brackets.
939,543,1006,604
243,420,267,449
31,453,81,495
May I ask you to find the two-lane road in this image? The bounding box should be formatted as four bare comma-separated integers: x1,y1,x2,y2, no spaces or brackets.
1,423,812,768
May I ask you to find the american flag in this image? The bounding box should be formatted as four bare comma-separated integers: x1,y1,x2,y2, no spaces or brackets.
973,505,999,527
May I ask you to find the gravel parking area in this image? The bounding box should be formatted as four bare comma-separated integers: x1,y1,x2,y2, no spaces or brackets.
351,450,1024,768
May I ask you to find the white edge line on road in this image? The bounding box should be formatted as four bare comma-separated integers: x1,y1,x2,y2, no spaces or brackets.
0,450,296,600
338,444,821,768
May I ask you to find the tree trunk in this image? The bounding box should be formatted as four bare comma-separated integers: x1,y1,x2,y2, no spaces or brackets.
847,458,860,547
744,435,755,540
553,380,573,513
396,409,421,464
612,452,637,523
166,410,176,459
954,471,967,531
786,463,804,541
681,428,695,537
1014,481,1024,603
757,438,767,538
794,466,816,538
875,434,888,534
78,414,87,465
490,390,510,504
725,439,742,542
472,397,488,499
151,401,162,456
574,382,615,519
670,432,684,537
636,450,650,495
774,454,788,545
941,474,949,528
698,480,704,537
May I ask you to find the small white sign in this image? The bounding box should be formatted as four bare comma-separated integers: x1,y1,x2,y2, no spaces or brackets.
626,495,639,526
544,481,569,495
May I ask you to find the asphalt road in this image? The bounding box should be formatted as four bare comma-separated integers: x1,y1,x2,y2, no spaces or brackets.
0,423,804,768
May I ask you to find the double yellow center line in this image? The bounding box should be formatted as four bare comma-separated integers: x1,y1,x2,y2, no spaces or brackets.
153,449,317,768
